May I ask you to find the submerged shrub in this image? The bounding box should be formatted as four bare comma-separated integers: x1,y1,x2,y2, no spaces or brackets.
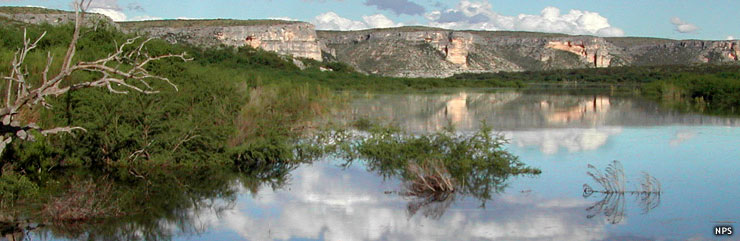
306,122,540,202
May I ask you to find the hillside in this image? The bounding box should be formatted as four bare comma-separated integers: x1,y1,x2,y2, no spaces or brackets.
1,6,739,78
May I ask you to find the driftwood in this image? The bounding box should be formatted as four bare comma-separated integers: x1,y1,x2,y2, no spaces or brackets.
0,0,191,154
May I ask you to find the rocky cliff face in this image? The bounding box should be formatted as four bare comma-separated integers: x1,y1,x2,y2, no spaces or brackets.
0,7,117,28
4,6,738,78
120,20,322,61
319,28,740,77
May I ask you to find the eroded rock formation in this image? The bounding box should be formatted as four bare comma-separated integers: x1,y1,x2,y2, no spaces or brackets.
120,20,322,61
3,6,739,78
546,40,612,67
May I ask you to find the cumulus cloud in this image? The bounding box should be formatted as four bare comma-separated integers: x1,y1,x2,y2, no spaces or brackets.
727,36,735,40
312,11,400,30
88,8,127,21
82,0,158,22
268,16,299,21
670,17,699,33
424,1,624,37
364,0,425,16
504,127,622,155
128,15,162,21
362,14,400,28
87,0,121,10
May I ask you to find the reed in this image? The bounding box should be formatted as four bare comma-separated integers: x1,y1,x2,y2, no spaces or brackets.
403,160,456,196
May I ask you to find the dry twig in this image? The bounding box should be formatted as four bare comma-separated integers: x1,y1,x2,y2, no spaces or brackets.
0,0,191,154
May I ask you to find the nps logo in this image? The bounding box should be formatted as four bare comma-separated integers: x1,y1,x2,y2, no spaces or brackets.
714,226,733,236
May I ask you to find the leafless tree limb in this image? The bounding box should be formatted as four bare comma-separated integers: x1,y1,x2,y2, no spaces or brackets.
0,0,192,154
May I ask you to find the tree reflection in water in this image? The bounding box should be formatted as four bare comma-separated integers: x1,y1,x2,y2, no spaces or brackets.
583,161,662,224
0,160,298,241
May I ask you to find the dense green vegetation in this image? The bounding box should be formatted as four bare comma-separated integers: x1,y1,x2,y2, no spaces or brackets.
452,65,740,114
2,11,739,238
0,16,536,232
119,19,300,29
0,21,337,208
0,6,67,14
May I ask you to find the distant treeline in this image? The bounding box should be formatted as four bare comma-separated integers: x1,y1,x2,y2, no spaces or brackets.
450,65,740,83
451,65,740,114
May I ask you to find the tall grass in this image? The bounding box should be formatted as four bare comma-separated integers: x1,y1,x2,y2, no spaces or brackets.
231,83,343,146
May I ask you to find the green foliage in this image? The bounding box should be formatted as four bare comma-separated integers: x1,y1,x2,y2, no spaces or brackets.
119,19,298,29
451,64,740,84
0,6,67,14
642,71,740,114
0,172,39,206
306,123,540,202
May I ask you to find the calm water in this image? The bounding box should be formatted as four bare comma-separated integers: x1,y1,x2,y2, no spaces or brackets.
29,90,740,240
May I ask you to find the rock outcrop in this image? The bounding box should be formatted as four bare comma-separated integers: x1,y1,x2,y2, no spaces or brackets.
3,6,739,78
120,20,322,61
320,28,740,77
546,40,612,67
0,7,117,28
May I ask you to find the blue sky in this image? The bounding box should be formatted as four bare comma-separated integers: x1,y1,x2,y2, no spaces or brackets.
1,0,737,40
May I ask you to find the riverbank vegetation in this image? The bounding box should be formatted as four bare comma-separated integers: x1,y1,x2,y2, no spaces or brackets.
452,65,740,114
1,9,737,236
0,16,538,232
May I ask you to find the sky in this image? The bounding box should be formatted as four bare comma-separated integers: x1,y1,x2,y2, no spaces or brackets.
1,0,738,40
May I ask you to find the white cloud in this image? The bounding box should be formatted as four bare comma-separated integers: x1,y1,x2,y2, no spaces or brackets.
268,16,298,21
313,12,368,30
87,0,121,10
669,130,696,146
670,17,699,33
504,127,623,155
727,36,735,40
176,16,204,20
128,15,162,21
424,1,624,37
89,7,127,21
362,14,401,28
312,11,400,30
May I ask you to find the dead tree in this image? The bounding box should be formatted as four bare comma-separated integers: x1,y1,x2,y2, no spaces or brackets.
0,0,191,154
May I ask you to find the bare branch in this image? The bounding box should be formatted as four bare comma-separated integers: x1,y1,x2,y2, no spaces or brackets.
41,126,87,136
1,0,191,155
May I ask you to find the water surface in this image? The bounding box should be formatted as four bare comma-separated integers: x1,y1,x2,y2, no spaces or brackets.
26,90,740,240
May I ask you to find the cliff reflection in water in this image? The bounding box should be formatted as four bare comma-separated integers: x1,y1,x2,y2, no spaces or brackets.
350,90,740,133
350,90,740,155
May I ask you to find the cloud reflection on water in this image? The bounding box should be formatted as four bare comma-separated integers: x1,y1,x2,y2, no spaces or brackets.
504,127,622,155
188,162,607,241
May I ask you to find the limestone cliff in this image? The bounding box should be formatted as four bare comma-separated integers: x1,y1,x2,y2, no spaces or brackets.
3,6,738,78
119,20,322,61
0,7,117,28
320,28,740,77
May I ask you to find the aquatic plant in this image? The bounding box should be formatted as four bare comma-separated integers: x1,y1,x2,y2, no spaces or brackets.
583,160,626,194
401,160,457,219
403,160,456,196
583,160,662,195
583,160,662,224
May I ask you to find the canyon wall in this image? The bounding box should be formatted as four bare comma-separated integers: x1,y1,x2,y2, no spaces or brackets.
320,28,740,77
120,20,322,61
3,7,738,78
0,7,116,28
